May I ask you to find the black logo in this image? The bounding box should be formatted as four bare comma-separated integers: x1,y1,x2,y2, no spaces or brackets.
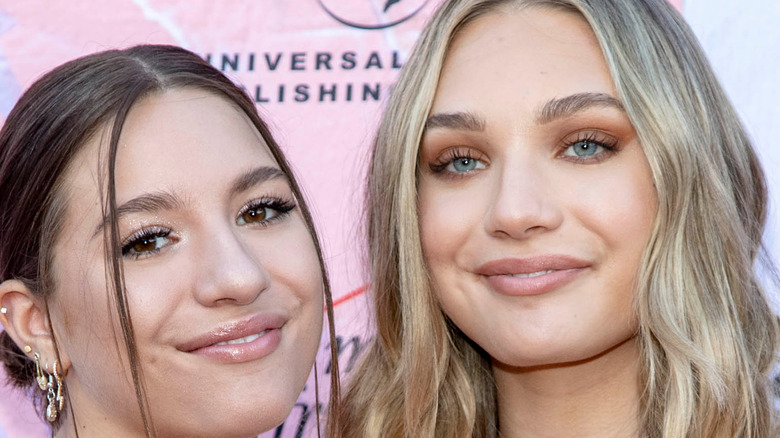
318,0,430,30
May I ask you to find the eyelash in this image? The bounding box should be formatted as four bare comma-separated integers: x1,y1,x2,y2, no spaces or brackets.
235,196,296,227
120,197,297,260
427,131,619,177
121,226,173,260
429,147,487,176
558,131,619,163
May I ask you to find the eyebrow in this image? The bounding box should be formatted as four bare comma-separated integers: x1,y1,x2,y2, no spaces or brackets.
91,191,185,238
424,93,623,133
228,166,287,198
535,92,624,124
425,111,486,132
91,166,286,238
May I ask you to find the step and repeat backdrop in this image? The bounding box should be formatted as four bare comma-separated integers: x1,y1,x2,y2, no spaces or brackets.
0,0,777,437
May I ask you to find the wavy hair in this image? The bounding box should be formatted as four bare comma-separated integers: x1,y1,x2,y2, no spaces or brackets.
336,0,779,436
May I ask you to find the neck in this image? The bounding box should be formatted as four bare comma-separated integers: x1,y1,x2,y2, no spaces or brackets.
493,336,641,438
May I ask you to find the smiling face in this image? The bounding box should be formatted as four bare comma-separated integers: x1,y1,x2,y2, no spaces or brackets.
417,6,657,368
47,88,323,436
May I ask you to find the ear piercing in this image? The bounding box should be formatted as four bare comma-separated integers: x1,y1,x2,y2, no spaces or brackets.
0,307,6,314
24,345,32,353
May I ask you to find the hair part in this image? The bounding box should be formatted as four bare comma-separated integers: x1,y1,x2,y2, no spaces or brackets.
336,0,779,437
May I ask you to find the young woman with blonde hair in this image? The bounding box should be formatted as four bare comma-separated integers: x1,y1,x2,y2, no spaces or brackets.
337,0,779,436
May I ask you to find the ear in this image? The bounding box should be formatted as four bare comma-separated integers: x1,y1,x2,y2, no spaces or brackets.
0,279,60,369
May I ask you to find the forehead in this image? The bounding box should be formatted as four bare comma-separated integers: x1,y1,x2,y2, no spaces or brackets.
433,6,615,113
114,88,276,202
55,88,280,239
63,88,277,203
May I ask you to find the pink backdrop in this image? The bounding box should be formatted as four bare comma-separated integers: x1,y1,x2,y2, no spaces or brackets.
2,0,779,437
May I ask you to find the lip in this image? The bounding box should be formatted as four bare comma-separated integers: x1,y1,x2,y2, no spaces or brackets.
177,313,287,363
475,255,590,296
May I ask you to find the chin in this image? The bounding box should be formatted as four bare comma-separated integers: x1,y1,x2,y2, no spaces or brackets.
157,393,297,438
232,394,298,435
493,335,639,371
490,349,584,370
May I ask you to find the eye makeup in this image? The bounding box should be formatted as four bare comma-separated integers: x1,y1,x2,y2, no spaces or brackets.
236,196,296,226
121,225,174,259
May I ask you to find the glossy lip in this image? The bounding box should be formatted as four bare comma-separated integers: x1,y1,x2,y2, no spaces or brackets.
177,313,287,363
475,255,591,296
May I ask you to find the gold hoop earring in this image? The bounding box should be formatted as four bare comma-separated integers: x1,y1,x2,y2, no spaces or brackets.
33,353,66,422
45,361,66,422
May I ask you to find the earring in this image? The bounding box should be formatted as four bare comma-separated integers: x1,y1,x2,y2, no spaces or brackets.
45,373,57,422
24,345,32,354
45,361,66,422
33,353,68,422
33,354,66,422
33,353,48,390
55,361,66,412
0,307,7,314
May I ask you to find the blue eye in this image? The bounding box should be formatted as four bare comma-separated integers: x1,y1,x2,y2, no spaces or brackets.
560,134,618,162
430,149,488,175
451,157,482,173
566,140,601,157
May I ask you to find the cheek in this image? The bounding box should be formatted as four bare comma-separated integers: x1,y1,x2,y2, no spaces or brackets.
50,276,114,358
263,219,324,395
49,238,115,355
118,250,196,350
260,218,324,333
418,176,488,265
418,177,492,331
48,254,142,405
124,278,182,353
275,224,322,302
567,150,657,279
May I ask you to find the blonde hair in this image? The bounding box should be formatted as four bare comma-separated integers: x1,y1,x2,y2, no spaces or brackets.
336,0,780,437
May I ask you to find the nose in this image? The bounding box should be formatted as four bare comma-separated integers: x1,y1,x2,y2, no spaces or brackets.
192,223,270,307
484,159,563,239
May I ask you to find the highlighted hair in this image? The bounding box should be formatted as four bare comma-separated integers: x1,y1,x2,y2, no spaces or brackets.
335,0,779,436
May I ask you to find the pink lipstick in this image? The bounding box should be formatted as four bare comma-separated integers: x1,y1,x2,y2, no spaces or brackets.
475,255,589,296
178,313,286,363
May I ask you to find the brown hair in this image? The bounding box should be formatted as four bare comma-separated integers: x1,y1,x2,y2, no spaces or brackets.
0,44,340,436
337,0,779,436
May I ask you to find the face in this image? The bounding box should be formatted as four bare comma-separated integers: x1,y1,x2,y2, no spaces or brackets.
47,88,323,436
418,7,657,368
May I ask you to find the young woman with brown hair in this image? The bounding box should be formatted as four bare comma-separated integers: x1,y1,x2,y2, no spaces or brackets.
0,44,339,437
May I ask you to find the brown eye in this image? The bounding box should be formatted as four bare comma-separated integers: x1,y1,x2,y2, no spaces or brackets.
121,228,173,259
133,237,159,253
236,198,296,226
239,207,268,224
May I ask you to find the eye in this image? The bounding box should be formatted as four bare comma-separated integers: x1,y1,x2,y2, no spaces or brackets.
565,140,601,157
450,157,485,173
560,132,618,163
430,148,488,175
236,198,296,226
121,227,173,259
238,206,272,224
